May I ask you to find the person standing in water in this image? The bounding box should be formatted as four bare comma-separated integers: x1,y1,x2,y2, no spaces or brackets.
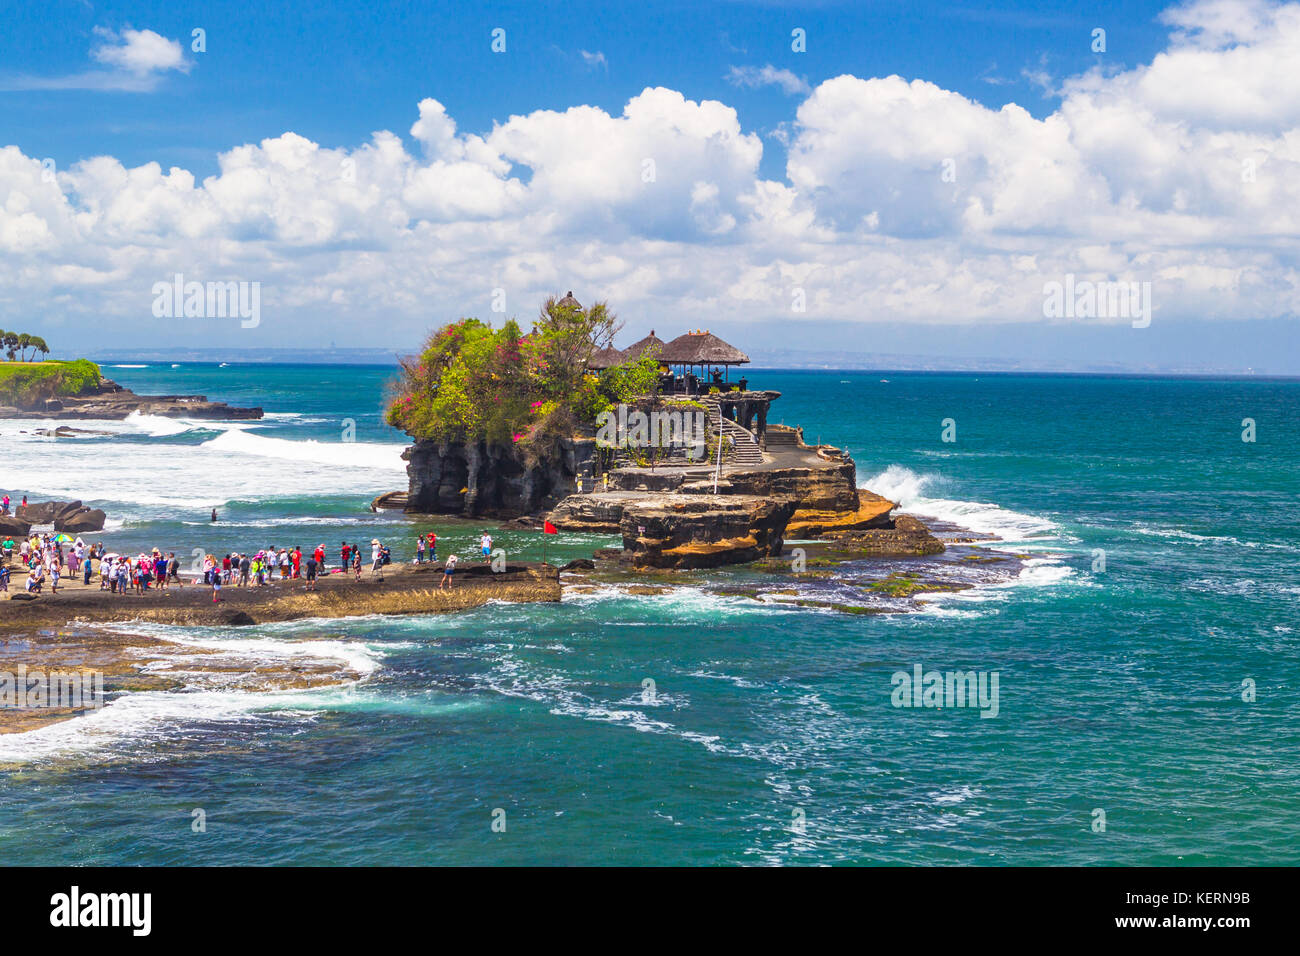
211,508,218,522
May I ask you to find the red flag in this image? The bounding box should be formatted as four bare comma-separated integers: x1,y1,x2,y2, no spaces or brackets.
543,520,558,535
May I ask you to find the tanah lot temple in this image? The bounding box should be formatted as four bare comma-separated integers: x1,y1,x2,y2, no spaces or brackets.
584,313,778,461
397,290,935,570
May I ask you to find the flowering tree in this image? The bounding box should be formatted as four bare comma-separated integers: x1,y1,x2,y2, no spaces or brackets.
388,298,658,462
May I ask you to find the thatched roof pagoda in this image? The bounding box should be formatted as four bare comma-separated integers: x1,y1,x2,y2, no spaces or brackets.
556,290,583,311
586,346,627,370
621,330,667,362
659,330,750,367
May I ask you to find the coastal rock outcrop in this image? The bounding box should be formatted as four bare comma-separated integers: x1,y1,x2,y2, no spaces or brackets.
0,515,31,537
824,515,945,557
545,491,638,534
31,426,113,438
55,508,107,533
718,459,860,512
16,501,62,524
0,377,262,421
12,500,108,533
621,494,797,569
605,458,859,512
555,492,797,569
403,437,597,517
786,490,897,537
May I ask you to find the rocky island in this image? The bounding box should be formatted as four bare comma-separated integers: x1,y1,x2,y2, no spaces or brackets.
387,292,944,570
0,357,262,420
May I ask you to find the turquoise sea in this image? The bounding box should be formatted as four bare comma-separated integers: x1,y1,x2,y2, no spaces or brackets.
1,364,1297,865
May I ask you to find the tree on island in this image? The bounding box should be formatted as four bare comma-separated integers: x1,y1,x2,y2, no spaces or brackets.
388,295,661,462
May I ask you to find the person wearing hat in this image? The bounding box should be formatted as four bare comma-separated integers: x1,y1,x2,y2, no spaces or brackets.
370,538,384,581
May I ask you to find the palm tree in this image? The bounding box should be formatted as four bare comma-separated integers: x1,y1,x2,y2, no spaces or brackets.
17,333,31,362
1,332,16,361
31,336,49,361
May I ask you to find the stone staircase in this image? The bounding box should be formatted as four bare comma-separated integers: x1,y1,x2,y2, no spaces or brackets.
701,397,765,467
763,424,802,448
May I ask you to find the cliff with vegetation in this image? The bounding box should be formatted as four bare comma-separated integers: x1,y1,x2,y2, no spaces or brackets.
0,358,101,408
389,295,659,517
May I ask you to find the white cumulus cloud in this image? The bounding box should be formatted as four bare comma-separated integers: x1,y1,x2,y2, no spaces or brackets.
2,0,1298,349
92,27,190,76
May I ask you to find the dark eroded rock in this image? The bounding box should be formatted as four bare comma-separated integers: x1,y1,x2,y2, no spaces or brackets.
0,515,32,537
403,437,596,518
55,508,107,533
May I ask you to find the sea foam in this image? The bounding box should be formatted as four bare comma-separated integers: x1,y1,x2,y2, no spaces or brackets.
863,464,1057,541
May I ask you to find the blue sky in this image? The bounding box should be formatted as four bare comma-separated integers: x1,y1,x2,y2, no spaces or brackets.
2,0,1298,370
7,1,1170,178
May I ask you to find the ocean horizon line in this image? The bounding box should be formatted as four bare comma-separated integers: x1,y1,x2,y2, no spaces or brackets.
80,354,1300,381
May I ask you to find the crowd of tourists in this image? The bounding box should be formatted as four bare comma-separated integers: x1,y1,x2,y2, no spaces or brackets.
0,529,499,598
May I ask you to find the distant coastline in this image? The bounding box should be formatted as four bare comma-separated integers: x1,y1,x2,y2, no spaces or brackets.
85,350,1300,380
